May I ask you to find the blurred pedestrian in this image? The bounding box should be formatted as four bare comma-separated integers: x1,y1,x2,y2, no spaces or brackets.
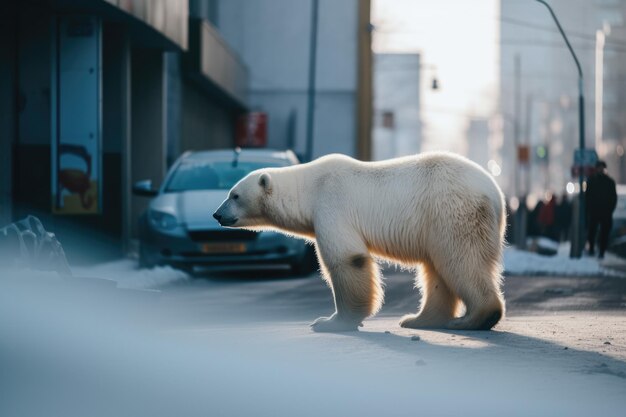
537,193,557,240
528,199,543,237
556,192,572,242
586,160,617,259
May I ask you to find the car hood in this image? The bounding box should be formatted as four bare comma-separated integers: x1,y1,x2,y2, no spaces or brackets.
150,190,228,230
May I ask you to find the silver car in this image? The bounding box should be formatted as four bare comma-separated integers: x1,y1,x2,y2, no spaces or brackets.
133,149,317,275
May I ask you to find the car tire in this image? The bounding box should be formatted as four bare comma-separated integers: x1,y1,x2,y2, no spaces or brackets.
291,245,318,276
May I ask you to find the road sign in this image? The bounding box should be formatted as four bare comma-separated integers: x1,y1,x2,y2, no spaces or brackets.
573,149,598,166
571,149,598,178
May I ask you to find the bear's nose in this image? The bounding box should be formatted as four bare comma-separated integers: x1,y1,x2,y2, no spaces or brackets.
213,212,222,221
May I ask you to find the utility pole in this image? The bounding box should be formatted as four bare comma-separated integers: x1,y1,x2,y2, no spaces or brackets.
525,94,533,200
513,54,527,249
305,0,319,162
514,54,521,200
595,29,605,153
534,0,586,258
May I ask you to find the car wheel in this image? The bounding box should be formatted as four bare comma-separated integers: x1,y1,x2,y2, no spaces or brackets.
291,246,318,276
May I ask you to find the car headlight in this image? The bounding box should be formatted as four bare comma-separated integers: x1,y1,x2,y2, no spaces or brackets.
148,210,178,230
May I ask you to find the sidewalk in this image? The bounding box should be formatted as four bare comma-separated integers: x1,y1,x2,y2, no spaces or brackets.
505,241,626,277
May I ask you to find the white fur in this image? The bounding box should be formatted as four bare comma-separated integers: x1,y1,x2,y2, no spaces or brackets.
215,152,506,332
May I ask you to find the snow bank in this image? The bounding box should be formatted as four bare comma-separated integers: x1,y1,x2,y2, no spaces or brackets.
73,259,189,290
504,243,625,277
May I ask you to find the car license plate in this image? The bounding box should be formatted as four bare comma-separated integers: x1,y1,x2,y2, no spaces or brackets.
201,243,247,254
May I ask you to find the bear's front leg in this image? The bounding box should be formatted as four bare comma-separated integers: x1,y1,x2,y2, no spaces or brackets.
312,232,384,333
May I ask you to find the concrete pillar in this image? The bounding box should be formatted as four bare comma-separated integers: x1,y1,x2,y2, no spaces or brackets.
102,23,132,252
130,48,167,238
0,8,16,225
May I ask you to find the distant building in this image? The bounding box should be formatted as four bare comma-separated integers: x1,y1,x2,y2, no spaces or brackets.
601,1,626,182
372,53,423,160
497,0,626,198
465,118,490,170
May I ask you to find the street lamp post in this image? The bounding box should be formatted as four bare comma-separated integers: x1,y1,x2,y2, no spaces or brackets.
534,0,586,259
513,54,527,249
595,28,606,154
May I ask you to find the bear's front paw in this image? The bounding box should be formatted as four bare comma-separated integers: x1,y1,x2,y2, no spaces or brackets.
310,314,361,333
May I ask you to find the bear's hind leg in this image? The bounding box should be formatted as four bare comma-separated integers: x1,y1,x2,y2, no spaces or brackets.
439,262,504,331
432,202,506,331
400,263,459,329
311,238,384,333
445,292,504,331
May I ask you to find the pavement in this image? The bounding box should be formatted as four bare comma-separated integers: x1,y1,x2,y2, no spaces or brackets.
1,266,625,417
160,268,626,415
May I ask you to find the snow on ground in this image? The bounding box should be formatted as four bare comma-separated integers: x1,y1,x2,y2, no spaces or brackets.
72,259,189,290
68,242,625,291
504,241,626,277
63,240,626,291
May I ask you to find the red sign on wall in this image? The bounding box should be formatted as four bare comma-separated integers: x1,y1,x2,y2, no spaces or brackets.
517,145,530,164
235,112,268,147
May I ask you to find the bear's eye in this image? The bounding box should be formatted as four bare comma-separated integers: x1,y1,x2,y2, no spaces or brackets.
232,194,239,200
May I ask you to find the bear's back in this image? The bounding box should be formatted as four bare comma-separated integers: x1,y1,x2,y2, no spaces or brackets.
312,152,499,202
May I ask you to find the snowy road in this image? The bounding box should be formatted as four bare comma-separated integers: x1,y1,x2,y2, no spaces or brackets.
2,262,625,417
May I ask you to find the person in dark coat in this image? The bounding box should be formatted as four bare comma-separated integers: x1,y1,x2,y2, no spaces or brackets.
586,160,618,259
538,193,558,240
556,193,572,242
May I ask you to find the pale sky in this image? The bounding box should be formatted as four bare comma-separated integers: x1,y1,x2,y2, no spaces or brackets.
372,0,499,153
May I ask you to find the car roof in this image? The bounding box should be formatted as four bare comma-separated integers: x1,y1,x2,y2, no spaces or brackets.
181,149,299,164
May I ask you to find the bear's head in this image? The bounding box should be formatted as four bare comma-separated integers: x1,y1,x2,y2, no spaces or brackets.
213,170,272,229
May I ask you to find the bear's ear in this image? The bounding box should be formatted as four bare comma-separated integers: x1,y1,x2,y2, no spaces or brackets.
258,172,272,193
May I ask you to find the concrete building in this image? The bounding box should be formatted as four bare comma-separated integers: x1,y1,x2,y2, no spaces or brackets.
214,0,372,160
600,1,626,182
465,118,491,170
498,0,626,199
0,0,372,261
372,53,423,161
0,0,248,261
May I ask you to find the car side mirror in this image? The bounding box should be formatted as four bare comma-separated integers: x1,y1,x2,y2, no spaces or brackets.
132,180,158,197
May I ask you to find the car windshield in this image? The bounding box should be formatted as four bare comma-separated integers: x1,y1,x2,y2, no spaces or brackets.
164,159,287,192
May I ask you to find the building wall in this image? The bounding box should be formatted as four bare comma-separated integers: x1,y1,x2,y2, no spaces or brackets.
466,118,490,169
0,0,368,259
372,53,422,161
130,48,167,238
14,9,52,217
600,2,626,182
4,8,138,261
166,52,183,166
181,79,235,152
216,0,360,158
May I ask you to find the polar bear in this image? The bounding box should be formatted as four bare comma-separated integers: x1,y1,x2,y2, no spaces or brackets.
213,152,506,332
